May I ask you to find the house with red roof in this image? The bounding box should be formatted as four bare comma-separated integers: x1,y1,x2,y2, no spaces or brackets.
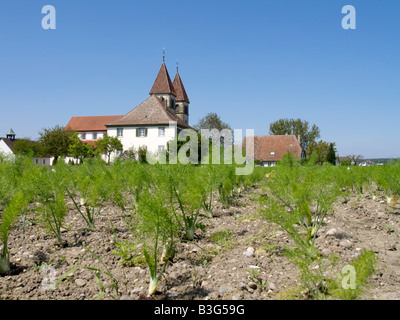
243,135,304,167
65,115,124,148
65,60,192,159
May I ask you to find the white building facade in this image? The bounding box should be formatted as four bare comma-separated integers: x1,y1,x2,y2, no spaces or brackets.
66,61,193,161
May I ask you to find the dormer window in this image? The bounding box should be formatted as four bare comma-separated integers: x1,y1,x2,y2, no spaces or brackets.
270,151,275,156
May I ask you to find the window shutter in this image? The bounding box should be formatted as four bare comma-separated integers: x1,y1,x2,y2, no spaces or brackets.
136,128,139,137
145,128,148,137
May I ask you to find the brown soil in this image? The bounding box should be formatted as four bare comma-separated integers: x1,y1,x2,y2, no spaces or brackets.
1,185,399,300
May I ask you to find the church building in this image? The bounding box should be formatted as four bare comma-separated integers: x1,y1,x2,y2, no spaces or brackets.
65,59,193,160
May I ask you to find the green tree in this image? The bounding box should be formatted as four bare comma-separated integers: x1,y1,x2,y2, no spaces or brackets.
194,112,233,145
13,138,46,157
194,112,232,132
38,125,75,163
95,135,123,163
307,140,335,165
68,132,94,163
326,143,337,165
269,118,320,155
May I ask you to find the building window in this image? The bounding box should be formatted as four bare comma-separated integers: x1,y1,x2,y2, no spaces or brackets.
81,133,86,140
158,127,165,137
35,159,39,164
270,151,275,156
42,159,45,165
93,133,97,140
138,128,147,137
117,128,123,137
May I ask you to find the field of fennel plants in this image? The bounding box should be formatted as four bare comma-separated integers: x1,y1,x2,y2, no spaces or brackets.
0,153,400,300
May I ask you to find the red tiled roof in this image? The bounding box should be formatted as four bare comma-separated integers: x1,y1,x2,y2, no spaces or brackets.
172,72,190,103
149,63,176,96
65,115,123,132
106,95,192,129
243,135,302,161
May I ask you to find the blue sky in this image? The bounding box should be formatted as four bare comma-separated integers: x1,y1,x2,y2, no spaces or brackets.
0,0,399,158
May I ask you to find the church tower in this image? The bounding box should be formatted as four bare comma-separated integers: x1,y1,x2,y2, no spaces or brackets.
172,65,190,124
149,53,177,111
149,51,190,124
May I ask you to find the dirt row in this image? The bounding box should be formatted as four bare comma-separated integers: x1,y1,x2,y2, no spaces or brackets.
1,185,399,300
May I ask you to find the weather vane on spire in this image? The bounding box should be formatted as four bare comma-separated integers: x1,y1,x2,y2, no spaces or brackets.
176,59,179,73
163,48,166,63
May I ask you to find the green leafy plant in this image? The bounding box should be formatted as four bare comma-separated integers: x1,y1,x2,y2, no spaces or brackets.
111,233,144,267
31,165,67,244
134,186,178,295
0,191,26,275
259,165,342,299
62,159,111,230
259,166,339,260
328,250,377,300
166,164,207,241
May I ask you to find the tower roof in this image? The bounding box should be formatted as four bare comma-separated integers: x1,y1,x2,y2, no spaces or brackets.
149,63,176,96
172,72,190,103
6,128,15,135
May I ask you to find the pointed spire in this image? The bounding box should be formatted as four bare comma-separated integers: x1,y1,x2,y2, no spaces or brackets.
149,62,176,96
163,48,166,63
173,72,190,103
